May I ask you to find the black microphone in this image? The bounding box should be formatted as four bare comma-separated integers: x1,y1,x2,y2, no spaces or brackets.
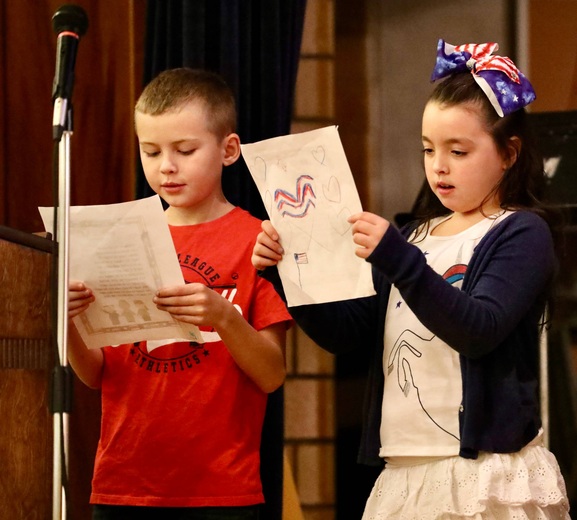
52,4,88,141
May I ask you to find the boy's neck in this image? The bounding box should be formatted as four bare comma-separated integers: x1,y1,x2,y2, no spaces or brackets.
165,200,235,226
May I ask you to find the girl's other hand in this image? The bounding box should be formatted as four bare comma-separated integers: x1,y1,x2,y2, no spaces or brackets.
348,212,390,259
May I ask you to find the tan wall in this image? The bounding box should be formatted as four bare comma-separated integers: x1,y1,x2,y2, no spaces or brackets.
288,2,339,518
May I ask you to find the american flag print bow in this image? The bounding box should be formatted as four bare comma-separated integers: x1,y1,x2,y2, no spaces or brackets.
430,39,536,117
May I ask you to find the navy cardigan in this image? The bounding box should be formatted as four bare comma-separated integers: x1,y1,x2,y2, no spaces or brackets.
264,211,556,466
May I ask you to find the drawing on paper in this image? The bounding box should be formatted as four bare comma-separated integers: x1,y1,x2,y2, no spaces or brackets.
255,147,352,288
241,125,376,306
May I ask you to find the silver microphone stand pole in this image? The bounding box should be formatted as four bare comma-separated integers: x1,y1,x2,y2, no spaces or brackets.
540,311,550,449
52,100,73,520
49,7,88,518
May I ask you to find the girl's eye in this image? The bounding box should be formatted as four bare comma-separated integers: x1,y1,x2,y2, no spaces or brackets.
451,150,466,156
422,147,433,155
179,149,194,155
143,151,160,158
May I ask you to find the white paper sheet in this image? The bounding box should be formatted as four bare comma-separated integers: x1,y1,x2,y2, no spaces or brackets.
241,126,376,306
39,195,203,349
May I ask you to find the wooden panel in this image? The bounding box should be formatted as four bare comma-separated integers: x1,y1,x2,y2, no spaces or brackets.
335,0,369,209
0,371,54,519
529,0,577,112
0,231,53,519
0,229,52,343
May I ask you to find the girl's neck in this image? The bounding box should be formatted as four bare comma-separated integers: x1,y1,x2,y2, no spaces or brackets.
432,207,502,236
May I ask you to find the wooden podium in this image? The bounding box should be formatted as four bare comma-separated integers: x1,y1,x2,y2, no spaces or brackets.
0,226,55,518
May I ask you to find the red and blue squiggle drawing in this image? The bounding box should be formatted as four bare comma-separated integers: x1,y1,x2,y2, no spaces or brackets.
274,175,316,218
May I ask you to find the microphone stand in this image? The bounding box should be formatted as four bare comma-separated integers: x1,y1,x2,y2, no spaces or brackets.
51,104,74,520
540,310,550,449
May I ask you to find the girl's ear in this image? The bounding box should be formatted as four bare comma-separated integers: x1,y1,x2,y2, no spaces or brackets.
223,133,241,166
504,136,522,169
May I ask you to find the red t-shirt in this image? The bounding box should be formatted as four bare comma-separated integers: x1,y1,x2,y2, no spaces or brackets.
90,207,292,507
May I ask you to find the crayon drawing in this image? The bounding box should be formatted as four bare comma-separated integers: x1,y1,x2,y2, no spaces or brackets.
241,125,375,306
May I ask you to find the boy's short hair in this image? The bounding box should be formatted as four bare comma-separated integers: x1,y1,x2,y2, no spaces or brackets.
135,68,237,140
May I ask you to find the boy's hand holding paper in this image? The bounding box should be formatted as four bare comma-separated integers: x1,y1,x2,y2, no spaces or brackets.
39,195,203,349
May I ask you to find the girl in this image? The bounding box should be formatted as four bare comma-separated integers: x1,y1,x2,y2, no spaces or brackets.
252,40,571,519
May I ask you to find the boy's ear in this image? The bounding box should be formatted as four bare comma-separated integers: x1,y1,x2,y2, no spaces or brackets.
223,133,241,166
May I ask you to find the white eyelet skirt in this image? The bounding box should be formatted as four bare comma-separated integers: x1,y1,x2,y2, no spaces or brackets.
362,433,570,520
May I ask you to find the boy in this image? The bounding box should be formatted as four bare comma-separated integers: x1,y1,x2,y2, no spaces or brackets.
68,68,292,520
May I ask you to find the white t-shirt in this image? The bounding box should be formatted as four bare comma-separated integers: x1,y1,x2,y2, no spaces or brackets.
379,212,512,462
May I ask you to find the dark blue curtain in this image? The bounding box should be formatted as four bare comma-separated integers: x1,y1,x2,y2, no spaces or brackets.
136,2,307,518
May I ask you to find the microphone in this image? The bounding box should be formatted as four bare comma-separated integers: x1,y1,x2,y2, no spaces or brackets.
52,4,88,141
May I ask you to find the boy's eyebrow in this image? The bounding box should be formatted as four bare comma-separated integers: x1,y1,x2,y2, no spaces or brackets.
139,138,201,146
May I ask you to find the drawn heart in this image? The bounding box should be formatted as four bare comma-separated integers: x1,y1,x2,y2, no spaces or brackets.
323,176,341,203
329,206,352,235
312,145,325,165
252,156,267,183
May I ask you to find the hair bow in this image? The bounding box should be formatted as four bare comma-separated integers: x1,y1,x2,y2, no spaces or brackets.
430,39,536,117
